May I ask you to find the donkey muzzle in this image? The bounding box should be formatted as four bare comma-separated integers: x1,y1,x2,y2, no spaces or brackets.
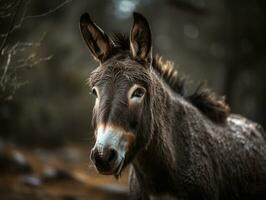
90,125,134,175
91,145,120,174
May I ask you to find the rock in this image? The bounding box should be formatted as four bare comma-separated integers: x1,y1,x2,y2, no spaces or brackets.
0,150,32,174
19,175,42,187
42,167,78,182
97,184,129,194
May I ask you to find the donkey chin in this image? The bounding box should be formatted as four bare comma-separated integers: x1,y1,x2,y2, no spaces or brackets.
90,124,135,176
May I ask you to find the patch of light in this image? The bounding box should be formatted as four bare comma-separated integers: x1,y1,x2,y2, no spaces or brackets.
113,0,139,19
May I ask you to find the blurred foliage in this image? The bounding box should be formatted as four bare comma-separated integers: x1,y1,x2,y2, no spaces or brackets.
0,0,265,146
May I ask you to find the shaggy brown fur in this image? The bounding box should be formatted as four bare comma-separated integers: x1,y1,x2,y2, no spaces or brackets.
112,33,230,123
80,12,266,200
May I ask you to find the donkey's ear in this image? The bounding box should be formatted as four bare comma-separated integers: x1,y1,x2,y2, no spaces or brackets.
80,13,113,62
130,12,152,63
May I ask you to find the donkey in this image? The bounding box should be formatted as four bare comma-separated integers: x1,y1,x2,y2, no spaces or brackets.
79,12,266,200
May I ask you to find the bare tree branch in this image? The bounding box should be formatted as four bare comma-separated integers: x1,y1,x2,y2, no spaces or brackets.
0,0,24,53
0,34,53,100
24,0,72,20
0,0,70,101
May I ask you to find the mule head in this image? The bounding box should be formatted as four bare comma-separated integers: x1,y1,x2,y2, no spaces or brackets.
80,12,153,176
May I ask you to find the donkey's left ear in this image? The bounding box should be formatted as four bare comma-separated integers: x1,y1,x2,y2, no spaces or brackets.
130,12,152,63
80,13,113,62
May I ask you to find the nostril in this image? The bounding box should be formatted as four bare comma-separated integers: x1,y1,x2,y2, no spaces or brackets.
93,150,103,164
107,148,118,163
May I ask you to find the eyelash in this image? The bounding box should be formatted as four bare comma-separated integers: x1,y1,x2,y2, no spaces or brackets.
131,87,145,99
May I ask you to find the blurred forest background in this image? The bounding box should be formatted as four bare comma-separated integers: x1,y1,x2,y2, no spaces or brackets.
0,0,266,199
0,0,266,146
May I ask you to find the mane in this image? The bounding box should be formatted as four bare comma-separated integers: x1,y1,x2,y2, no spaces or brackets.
111,33,231,123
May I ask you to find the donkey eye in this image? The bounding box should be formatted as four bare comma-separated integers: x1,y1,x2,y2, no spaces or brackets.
91,87,98,97
131,87,145,99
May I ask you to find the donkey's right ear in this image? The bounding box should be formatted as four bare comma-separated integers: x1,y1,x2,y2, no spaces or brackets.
80,13,113,62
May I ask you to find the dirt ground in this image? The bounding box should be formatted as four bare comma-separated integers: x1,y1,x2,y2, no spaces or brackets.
0,142,129,200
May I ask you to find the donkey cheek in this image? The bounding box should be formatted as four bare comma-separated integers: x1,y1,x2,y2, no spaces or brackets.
123,132,136,152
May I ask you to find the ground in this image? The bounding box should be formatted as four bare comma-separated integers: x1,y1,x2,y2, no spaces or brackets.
0,141,129,200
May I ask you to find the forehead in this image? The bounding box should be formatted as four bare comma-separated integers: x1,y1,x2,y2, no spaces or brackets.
89,56,150,87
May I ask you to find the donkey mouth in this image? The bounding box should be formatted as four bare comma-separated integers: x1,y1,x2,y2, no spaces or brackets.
96,157,125,176
114,157,125,176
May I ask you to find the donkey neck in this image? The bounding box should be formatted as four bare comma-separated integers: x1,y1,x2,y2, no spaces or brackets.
132,70,193,193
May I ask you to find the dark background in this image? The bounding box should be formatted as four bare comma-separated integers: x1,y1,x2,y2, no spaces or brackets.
0,0,266,147
0,1,266,199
